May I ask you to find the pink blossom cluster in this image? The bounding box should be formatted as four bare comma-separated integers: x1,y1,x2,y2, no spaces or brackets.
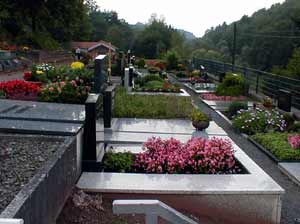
201,93,247,101
288,134,300,149
135,137,237,174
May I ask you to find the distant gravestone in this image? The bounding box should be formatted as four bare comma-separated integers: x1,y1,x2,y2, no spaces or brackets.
277,89,291,112
94,55,108,93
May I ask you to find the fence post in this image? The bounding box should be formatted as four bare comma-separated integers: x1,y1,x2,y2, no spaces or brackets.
256,73,259,94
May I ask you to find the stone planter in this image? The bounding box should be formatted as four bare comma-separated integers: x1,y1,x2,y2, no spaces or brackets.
192,120,210,131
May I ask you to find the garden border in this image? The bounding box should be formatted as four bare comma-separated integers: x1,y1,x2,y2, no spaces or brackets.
0,135,82,224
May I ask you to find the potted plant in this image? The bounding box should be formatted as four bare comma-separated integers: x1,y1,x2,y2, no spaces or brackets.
190,109,210,131
262,96,274,109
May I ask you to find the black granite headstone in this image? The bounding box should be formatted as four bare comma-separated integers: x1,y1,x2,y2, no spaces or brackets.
94,55,108,93
103,85,116,128
277,89,291,112
83,94,101,161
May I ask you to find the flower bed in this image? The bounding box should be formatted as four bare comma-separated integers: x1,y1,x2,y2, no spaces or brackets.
114,87,193,118
251,133,300,161
133,74,180,93
232,108,286,135
201,93,247,101
0,80,41,101
103,137,244,174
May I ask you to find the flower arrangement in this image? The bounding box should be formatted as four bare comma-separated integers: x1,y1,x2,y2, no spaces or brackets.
39,80,90,104
191,70,201,77
190,109,209,122
288,134,300,149
0,80,40,101
201,93,247,101
23,71,32,81
232,108,286,135
262,96,274,108
134,137,238,174
71,61,85,70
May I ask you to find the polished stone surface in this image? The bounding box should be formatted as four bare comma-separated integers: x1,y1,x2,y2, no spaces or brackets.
78,136,284,194
279,162,300,186
184,83,216,94
0,99,85,123
97,118,226,134
202,100,254,110
128,89,190,97
0,119,83,135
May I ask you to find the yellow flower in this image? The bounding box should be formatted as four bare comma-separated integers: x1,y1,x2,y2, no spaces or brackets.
36,70,44,75
71,61,84,70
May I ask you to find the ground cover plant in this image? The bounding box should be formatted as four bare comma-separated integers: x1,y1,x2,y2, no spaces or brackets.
133,74,180,93
232,108,286,135
252,133,300,160
114,87,193,118
103,137,242,174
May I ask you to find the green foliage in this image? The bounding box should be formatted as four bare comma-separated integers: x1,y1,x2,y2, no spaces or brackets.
165,51,179,70
227,102,248,119
136,58,146,68
191,0,300,72
252,133,300,160
145,80,164,89
114,87,193,118
190,109,209,122
103,151,135,173
232,109,286,135
216,73,247,96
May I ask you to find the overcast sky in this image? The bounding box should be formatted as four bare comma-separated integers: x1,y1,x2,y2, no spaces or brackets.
97,0,285,37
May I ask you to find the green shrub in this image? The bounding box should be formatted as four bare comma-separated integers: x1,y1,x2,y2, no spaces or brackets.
103,151,134,172
166,51,179,70
216,73,247,96
136,58,145,68
114,87,193,118
252,133,300,160
227,102,248,119
143,74,163,83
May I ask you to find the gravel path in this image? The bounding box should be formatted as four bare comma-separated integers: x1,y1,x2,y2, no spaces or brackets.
0,134,63,213
181,83,300,224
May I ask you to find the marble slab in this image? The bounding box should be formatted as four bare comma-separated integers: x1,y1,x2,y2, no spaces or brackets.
0,99,85,123
0,119,83,136
278,162,300,186
78,136,284,194
202,100,254,110
97,119,226,135
128,89,190,97
184,83,216,94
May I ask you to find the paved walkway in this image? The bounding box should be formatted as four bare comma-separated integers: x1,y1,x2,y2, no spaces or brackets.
182,84,300,224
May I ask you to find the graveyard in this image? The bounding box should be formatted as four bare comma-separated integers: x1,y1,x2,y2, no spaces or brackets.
0,50,300,224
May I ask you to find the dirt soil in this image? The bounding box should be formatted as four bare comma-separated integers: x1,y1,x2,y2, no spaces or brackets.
57,188,145,224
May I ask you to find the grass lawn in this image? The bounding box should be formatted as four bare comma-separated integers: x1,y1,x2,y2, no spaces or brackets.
251,132,300,161
113,87,193,119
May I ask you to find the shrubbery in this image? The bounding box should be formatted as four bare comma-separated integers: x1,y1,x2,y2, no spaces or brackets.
227,102,248,119
216,73,248,96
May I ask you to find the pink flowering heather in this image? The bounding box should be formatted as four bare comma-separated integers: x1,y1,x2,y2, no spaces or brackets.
135,137,237,174
201,93,247,101
288,134,300,149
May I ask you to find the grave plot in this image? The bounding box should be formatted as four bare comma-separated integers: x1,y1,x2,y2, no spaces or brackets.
77,117,284,224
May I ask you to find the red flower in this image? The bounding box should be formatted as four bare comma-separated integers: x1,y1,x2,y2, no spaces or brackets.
23,71,32,81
